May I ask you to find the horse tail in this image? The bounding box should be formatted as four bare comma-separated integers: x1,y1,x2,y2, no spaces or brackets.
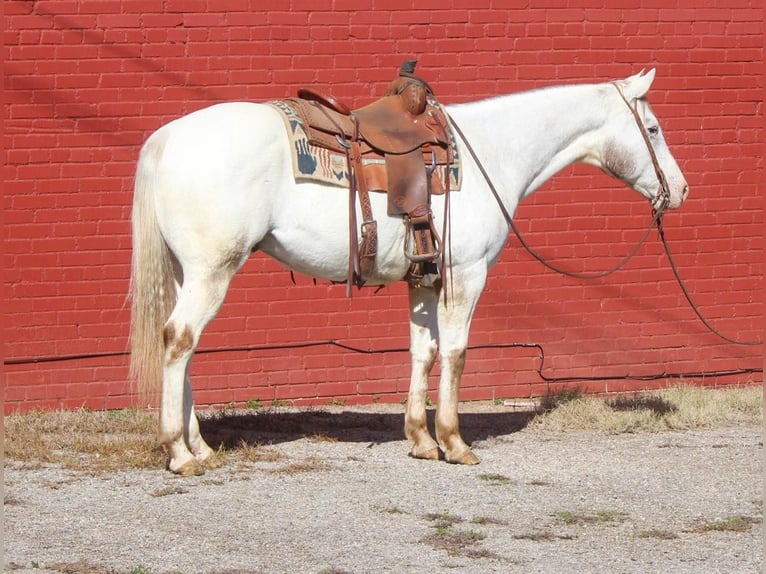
129,130,177,404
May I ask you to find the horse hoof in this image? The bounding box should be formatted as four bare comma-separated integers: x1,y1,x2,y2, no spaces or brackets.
173,459,206,477
409,445,441,461
446,448,480,465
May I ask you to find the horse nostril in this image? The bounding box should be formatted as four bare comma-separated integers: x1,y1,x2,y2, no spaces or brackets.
682,185,689,201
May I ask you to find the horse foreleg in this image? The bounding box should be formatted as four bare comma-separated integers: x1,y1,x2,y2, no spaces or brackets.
434,264,487,465
405,285,440,460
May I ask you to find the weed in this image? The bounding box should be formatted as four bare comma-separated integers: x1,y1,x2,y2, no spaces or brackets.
245,399,262,410
464,548,503,559
683,515,761,534
419,511,501,559
271,399,290,408
423,511,464,529
471,515,508,526
554,509,628,525
236,440,283,463
513,531,566,542
150,486,188,498
421,527,487,556
269,457,332,475
477,473,512,485
636,529,679,540
376,505,406,514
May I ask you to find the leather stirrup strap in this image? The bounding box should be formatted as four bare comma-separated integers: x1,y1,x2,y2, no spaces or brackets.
346,136,360,297
343,115,378,294
350,139,377,284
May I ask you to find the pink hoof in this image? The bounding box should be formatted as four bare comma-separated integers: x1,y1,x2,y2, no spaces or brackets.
446,448,480,465
410,445,441,461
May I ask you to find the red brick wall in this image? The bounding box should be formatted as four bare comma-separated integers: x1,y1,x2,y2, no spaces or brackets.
4,1,762,412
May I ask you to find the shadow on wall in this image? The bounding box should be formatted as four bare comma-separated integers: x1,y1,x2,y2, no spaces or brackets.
6,6,221,145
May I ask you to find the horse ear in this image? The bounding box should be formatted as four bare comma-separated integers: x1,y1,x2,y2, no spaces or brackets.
619,68,656,100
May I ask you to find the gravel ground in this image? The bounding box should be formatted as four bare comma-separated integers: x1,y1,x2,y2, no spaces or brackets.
4,403,763,574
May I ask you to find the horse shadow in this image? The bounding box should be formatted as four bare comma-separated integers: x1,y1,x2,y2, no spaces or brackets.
199,407,538,451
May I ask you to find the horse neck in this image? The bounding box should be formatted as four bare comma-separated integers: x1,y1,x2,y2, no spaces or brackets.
448,83,610,202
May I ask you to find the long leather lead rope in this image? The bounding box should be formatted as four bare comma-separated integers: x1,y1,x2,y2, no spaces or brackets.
446,112,662,280
656,217,762,346
446,88,762,347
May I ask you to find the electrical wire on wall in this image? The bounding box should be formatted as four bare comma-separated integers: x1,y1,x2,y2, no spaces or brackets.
4,339,761,384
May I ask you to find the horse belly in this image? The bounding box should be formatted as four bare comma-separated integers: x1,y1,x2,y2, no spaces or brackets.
260,189,411,285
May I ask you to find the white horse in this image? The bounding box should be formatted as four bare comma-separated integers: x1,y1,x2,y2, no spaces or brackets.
130,69,688,475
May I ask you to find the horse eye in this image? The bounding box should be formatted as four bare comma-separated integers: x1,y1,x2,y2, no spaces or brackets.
647,125,659,136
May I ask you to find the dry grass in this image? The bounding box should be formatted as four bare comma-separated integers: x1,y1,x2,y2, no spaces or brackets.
4,385,760,473
269,457,333,475
477,472,513,485
420,526,490,557
530,385,762,433
636,529,679,540
513,531,573,542
554,509,629,525
683,514,762,534
235,440,284,464
4,407,165,472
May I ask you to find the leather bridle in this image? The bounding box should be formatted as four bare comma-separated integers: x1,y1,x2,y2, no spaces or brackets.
610,82,671,214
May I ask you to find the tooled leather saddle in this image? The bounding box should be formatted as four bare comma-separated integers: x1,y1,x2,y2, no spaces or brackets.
281,60,455,293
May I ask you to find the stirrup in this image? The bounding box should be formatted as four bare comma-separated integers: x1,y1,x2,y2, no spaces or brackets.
403,207,442,263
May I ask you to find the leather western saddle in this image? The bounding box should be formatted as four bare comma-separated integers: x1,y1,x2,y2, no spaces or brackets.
284,61,454,292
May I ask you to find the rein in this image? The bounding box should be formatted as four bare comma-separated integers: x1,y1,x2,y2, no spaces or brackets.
446,84,666,281
446,85,762,347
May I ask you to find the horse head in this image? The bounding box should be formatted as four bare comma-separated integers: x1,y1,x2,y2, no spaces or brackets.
598,69,689,211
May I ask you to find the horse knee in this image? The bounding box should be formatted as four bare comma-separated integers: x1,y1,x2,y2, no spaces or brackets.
163,322,194,363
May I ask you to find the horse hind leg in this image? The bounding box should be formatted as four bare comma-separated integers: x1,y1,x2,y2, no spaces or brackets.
160,269,236,475
405,285,440,460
